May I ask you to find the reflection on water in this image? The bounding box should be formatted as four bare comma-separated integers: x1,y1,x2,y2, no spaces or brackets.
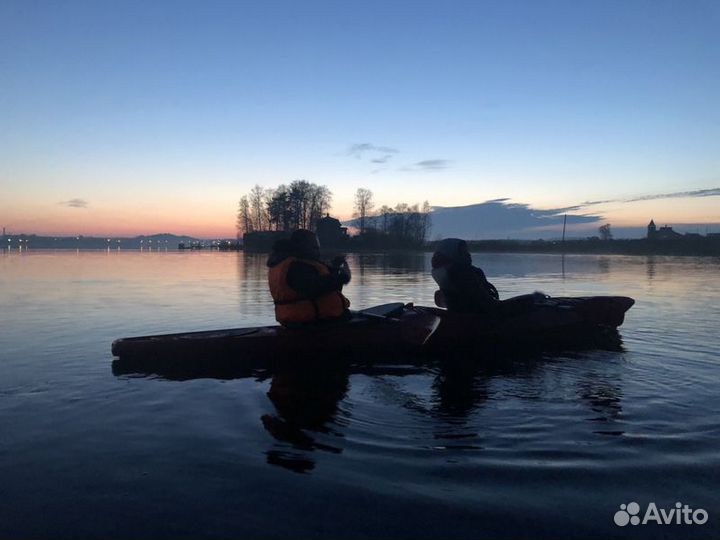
597,256,611,274
646,255,657,282
576,368,624,436
262,368,349,473
1,250,719,539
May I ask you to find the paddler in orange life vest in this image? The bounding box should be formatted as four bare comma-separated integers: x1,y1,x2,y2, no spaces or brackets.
267,229,351,325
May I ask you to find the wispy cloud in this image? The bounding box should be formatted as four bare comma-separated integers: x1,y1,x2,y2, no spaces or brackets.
59,198,89,208
345,143,452,174
417,159,451,170
346,143,399,159
581,199,616,206
627,187,720,202
401,159,452,172
547,204,587,214
577,187,720,209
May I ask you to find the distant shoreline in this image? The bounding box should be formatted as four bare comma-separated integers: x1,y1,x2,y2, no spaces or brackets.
3,232,719,257
6,240,719,258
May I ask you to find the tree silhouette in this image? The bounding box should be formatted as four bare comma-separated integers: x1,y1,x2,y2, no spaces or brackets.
354,188,374,234
237,196,252,236
238,180,332,233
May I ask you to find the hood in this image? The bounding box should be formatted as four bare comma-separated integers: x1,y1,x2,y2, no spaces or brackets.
432,238,471,268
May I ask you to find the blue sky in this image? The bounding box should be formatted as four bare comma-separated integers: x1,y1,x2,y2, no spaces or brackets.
1,0,718,237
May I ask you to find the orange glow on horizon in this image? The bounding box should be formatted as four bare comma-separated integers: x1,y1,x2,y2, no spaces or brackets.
2,195,718,238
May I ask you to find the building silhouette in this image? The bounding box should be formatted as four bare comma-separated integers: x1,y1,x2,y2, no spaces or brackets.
316,214,348,248
647,219,682,240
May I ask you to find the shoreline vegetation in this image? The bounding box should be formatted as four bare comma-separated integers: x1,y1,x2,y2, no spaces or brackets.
234,182,720,257
236,182,432,253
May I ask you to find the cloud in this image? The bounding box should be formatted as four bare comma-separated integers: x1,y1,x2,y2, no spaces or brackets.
576,187,720,209
547,204,587,214
347,143,399,159
345,143,452,173
626,187,720,202
581,199,616,206
344,198,601,240
401,159,452,172
59,198,89,208
417,159,451,170
485,197,512,204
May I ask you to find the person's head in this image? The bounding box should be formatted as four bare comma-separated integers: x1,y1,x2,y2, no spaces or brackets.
290,229,321,260
432,238,471,268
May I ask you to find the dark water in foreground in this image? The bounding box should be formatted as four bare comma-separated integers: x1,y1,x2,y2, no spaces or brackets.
1,251,719,539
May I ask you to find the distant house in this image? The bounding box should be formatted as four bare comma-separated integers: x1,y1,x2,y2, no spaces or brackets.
316,214,348,248
647,219,682,240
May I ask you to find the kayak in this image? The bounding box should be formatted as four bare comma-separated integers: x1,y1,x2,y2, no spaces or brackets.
423,295,635,351
111,296,634,378
111,303,440,377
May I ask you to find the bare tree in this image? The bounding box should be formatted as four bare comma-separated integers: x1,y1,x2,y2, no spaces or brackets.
249,185,268,231
237,196,252,236
599,223,613,241
266,185,290,231
244,180,332,233
420,200,432,241
354,188,374,234
307,183,332,229
378,205,392,233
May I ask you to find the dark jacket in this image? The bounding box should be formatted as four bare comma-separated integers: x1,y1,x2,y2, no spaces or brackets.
434,263,500,314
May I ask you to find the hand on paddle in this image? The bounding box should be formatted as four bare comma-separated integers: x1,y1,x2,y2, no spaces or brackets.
331,255,351,284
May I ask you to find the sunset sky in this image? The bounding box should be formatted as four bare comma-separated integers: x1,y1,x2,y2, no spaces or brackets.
1,0,718,238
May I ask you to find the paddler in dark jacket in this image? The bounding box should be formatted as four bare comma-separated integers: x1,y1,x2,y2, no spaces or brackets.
267,229,351,325
431,238,545,316
431,238,501,315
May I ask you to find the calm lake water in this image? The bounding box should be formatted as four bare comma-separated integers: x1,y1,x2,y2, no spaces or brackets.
1,250,719,539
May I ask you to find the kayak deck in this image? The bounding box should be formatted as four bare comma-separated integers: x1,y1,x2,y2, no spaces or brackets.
111,303,439,363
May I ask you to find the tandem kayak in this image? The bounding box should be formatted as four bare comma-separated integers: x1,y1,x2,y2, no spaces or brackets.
111,296,634,378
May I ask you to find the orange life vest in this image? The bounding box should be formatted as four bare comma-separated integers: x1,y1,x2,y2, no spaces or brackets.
268,256,350,324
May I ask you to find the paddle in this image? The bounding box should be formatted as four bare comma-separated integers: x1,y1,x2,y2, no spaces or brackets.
357,303,440,347
357,302,406,319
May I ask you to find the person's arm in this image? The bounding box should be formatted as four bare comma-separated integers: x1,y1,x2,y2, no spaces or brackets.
286,261,345,298
330,256,351,285
472,266,499,300
463,268,500,306
446,265,501,314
